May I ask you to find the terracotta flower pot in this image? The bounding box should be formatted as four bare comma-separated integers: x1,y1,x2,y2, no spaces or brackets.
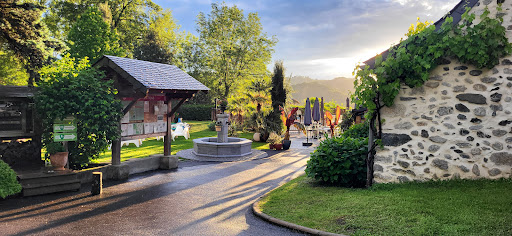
274,143,283,150
50,152,68,171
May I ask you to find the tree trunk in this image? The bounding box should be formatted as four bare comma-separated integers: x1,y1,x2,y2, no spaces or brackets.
366,111,377,188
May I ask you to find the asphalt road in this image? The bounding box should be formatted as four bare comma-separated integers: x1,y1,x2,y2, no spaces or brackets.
0,148,312,236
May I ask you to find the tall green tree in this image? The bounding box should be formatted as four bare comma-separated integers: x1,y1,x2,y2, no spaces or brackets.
67,7,124,63
0,48,29,86
267,61,286,134
270,61,286,112
133,30,173,64
0,0,66,85
134,9,198,67
44,0,160,55
196,3,277,99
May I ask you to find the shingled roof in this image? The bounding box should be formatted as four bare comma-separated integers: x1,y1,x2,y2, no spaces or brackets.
94,55,209,92
362,0,479,69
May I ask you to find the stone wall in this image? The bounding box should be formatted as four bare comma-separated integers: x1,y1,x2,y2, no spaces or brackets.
374,0,512,183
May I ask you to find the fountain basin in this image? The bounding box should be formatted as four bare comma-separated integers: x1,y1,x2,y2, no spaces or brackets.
193,137,253,158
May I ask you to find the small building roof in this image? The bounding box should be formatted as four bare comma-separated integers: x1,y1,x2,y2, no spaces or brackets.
94,55,209,93
0,86,36,98
362,0,479,69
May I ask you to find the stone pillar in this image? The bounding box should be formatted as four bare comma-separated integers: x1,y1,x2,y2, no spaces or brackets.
91,172,102,195
217,114,229,143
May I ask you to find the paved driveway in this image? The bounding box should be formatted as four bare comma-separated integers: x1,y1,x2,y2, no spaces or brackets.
0,148,313,236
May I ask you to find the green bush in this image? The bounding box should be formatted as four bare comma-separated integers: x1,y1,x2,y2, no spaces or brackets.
0,160,22,198
177,104,212,121
305,136,368,187
208,121,216,131
341,122,369,139
36,55,123,169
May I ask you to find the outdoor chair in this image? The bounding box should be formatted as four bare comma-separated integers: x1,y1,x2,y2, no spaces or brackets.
172,123,190,141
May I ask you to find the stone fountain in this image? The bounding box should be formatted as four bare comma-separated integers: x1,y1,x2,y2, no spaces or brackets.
192,113,253,158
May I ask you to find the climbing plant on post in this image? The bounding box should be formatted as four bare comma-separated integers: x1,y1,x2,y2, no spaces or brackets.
353,7,512,187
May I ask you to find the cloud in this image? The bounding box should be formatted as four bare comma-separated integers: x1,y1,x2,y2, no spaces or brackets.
267,0,459,79
282,23,335,33
154,0,459,79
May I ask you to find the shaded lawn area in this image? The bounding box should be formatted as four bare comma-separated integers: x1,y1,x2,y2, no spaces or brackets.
92,120,269,163
260,175,512,236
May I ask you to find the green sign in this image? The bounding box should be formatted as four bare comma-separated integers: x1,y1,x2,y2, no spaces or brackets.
53,124,77,132
54,116,77,142
54,133,77,142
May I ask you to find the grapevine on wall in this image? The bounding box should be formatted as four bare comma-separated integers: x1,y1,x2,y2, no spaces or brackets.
351,6,512,187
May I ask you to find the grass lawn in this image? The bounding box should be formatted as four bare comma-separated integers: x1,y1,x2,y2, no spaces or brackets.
260,175,512,236
92,120,269,163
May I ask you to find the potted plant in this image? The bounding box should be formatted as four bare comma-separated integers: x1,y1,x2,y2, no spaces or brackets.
281,107,299,150
267,132,281,149
274,142,283,150
219,99,228,113
46,142,68,171
215,121,222,132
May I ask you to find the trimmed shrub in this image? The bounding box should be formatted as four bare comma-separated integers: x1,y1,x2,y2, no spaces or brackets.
0,159,22,198
305,136,368,187
36,55,122,169
208,121,216,131
176,104,212,121
341,121,369,139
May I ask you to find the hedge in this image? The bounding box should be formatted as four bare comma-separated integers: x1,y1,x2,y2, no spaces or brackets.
176,104,213,121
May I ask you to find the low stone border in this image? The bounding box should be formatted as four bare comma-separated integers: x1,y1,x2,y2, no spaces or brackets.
252,193,346,236
76,155,178,182
177,149,267,162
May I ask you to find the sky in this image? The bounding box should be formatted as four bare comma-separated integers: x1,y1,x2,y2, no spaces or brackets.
153,0,459,80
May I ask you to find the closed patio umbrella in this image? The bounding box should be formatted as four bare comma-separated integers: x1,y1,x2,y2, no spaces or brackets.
304,98,312,126
312,98,320,139
320,97,324,126
303,98,312,146
312,97,320,122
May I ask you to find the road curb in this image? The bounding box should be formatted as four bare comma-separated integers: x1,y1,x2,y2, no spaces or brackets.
252,194,346,236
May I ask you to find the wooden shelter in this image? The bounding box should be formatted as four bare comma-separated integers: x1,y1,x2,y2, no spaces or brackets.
94,55,209,165
0,86,37,140
0,86,42,170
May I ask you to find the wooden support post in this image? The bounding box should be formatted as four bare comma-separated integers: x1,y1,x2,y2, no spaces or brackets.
111,123,121,165
164,100,173,156
112,97,141,165
164,97,188,156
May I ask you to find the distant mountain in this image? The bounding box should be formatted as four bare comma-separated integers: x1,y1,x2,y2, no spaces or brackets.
290,76,355,106
290,75,315,85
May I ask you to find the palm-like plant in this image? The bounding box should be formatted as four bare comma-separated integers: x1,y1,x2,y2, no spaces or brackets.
246,77,271,112
227,95,247,125
281,107,299,140
325,106,342,136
